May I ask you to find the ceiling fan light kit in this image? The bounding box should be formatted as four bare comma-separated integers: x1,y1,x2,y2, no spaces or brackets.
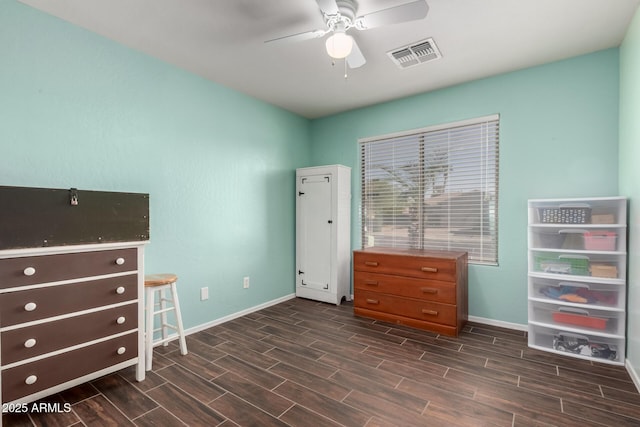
326,30,354,59
266,0,430,70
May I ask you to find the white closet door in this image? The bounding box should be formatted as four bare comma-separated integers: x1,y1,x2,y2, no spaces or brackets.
298,174,332,292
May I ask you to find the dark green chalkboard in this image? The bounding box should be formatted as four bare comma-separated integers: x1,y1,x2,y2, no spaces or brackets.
0,186,149,250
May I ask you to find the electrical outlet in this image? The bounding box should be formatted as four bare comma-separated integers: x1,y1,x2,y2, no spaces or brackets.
243,276,250,289
200,287,209,301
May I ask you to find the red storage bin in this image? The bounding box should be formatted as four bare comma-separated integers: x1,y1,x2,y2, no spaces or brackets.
583,231,616,251
552,309,608,330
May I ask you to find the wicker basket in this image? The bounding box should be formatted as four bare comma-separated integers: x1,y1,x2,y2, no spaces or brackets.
538,206,591,224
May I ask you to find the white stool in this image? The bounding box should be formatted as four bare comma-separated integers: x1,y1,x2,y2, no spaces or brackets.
144,273,188,371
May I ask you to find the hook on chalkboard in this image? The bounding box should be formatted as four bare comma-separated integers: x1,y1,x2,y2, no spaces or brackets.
69,188,79,206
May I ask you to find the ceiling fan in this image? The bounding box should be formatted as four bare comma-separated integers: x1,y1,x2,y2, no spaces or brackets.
266,0,429,69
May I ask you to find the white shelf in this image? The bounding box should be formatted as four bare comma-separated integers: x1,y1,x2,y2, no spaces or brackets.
528,271,625,286
529,320,624,340
528,296,625,313
527,197,627,365
529,223,626,227
528,343,622,366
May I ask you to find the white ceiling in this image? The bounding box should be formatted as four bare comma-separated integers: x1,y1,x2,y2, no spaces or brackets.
19,0,640,119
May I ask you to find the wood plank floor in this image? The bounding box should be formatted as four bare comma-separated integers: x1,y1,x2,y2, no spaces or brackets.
4,297,640,426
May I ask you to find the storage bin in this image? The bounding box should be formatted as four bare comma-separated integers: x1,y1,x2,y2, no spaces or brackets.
591,213,615,224
533,279,621,308
534,253,589,276
528,324,622,363
584,231,617,251
552,308,607,330
529,300,622,335
538,206,591,224
536,230,567,248
532,229,585,250
590,264,618,278
552,332,619,361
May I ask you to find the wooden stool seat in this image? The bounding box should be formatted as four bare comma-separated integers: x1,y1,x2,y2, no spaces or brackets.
144,273,178,287
144,273,187,371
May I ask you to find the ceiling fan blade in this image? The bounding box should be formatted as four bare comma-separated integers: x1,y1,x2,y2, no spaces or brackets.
316,0,339,15
265,29,327,44
347,38,366,69
356,0,429,30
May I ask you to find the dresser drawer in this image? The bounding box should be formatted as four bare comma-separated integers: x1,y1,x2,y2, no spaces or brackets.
353,251,457,282
0,274,137,327
354,289,457,326
1,332,137,402
354,271,456,304
1,303,137,365
0,248,137,289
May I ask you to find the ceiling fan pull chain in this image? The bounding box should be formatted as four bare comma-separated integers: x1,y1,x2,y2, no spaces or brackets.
344,58,348,80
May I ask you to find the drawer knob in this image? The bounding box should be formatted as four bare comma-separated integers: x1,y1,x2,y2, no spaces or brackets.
23,267,36,276
116,286,126,295
365,298,380,305
421,287,438,294
117,316,126,325
117,346,126,355
364,280,379,286
364,261,379,267
421,309,439,316
25,375,38,385
421,267,438,273
24,302,37,312
24,338,37,348
115,257,126,266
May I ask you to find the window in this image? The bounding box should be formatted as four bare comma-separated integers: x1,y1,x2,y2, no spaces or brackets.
359,115,499,265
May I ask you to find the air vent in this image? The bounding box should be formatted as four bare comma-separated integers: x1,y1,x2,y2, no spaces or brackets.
387,38,441,69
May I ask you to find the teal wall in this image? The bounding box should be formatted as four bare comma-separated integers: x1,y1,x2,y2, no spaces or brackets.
620,6,640,378
310,50,620,325
0,1,627,332
0,1,310,329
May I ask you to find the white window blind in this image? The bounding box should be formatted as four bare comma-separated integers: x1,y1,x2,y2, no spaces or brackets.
359,115,499,265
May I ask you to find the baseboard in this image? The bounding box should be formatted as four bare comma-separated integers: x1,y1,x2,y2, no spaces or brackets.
626,359,640,393
468,315,528,332
184,293,296,336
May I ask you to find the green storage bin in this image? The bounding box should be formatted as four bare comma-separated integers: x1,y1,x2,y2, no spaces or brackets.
534,253,590,276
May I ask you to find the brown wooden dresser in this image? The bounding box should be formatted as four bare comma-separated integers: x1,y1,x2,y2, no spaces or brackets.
353,247,468,336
